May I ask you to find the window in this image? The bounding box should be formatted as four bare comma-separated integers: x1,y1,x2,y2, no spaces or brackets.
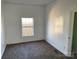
21,18,34,36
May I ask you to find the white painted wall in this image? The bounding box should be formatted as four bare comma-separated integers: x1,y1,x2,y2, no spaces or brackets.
45,0,77,56
1,0,77,57
5,3,45,44
1,1,6,57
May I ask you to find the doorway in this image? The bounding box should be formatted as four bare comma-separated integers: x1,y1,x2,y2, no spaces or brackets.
72,12,77,57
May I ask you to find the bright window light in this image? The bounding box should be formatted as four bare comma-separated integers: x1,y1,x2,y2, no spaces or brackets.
54,16,63,34
21,18,34,36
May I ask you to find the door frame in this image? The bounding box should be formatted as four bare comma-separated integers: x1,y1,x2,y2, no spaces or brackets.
68,11,77,56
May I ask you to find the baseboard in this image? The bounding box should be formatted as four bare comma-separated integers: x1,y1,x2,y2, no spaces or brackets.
45,39,72,57
7,39,45,45
1,45,6,59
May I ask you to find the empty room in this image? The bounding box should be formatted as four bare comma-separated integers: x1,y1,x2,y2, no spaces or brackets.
1,0,77,59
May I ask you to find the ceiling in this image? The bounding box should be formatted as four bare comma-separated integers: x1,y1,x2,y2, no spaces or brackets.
3,0,55,6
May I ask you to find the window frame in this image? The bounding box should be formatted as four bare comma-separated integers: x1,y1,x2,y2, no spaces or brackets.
21,17,34,37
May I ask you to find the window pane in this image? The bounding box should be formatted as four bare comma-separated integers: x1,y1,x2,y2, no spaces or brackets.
22,18,33,26
21,17,34,36
22,27,33,36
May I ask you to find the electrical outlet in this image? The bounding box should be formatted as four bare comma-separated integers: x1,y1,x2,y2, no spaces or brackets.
68,36,70,39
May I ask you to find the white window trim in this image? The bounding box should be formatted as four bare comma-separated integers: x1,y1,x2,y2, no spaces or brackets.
21,17,34,37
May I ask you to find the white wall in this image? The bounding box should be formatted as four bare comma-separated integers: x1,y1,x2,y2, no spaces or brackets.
46,0,76,56
1,0,77,57
5,3,45,44
1,1,6,57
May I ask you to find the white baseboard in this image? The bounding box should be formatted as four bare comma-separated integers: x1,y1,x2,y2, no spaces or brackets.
1,45,6,58
7,39,44,45
45,39,71,57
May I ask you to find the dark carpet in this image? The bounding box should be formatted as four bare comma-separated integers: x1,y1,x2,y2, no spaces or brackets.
2,40,75,59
